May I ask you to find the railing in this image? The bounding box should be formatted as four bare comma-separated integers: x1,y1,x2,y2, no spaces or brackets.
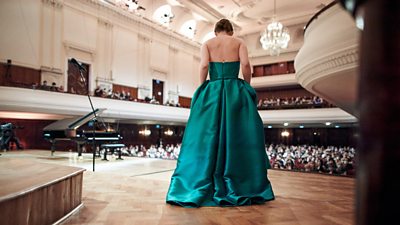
304,0,339,33
0,84,192,109
258,102,335,110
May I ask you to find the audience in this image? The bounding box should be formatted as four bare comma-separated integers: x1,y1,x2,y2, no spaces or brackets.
265,144,356,176
94,85,104,97
121,142,356,176
115,144,181,160
257,95,334,110
149,96,159,104
165,99,181,107
40,80,50,91
50,82,58,91
35,80,63,92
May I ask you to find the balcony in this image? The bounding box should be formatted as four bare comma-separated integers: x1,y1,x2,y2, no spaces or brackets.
294,3,360,116
0,86,356,125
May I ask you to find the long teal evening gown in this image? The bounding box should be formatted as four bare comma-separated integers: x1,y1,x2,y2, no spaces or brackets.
166,61,275,207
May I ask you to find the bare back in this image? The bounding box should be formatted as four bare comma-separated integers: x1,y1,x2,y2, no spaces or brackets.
198,34,251,83
206,36,242,62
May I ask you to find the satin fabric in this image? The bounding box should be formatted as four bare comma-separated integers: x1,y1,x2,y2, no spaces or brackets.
166,61,275,207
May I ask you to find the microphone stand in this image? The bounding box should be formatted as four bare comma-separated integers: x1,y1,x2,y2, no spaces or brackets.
76,66,97,172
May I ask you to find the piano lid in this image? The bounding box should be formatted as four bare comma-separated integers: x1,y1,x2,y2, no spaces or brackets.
43,108,106,131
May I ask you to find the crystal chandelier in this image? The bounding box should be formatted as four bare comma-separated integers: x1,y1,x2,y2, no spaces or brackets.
260,0,290,56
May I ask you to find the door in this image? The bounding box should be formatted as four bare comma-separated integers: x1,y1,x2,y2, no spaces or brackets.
67,59,89,95
152,79,164,104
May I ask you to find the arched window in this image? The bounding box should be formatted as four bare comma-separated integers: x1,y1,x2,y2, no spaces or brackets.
179,20,196,39
201,32,215,43
153,4,174,26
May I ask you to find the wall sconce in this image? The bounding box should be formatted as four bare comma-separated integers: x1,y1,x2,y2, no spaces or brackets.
281,130,290,137
139,128,151,136
164,129,174,136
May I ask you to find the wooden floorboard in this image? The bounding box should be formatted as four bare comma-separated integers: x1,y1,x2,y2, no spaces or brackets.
0,150,355,225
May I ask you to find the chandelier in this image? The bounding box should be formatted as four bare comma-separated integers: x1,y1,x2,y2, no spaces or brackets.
260,0,290,56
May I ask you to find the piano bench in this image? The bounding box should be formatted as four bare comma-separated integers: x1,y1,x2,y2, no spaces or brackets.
100,144,125,161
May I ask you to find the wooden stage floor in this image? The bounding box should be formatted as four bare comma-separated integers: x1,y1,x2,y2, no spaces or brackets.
1,150,355,225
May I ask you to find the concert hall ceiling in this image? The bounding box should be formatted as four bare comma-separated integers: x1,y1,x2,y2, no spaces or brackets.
104,0,332,39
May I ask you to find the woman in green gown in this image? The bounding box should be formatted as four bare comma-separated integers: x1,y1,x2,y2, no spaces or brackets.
166,19,275,207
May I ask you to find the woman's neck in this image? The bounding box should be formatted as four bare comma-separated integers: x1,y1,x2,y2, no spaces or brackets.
216,32,231,37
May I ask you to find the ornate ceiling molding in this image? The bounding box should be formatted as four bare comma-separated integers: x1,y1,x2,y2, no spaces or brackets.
42,0,64,8
66,0,200,50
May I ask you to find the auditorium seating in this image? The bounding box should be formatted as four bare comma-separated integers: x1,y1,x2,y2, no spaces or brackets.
124,143,356,177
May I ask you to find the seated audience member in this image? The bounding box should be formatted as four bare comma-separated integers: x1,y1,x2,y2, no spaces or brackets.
257,99,263,108
32,82,38,89
40,80,50,91
149,96,159,104
119,91,126,100
126,92,131,101
50,82,58,91
94,86,103,97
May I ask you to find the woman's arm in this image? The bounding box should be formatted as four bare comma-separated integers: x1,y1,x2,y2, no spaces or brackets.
239,40,251,83
199,43,210,84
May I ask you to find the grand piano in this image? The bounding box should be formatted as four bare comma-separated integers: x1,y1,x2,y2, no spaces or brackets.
43,108,123,156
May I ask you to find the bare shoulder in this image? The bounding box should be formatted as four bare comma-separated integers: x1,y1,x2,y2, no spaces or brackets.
233,37,246,45
205,37,218,45
201,39,212,50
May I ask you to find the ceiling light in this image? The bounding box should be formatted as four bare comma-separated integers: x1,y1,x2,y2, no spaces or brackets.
283,122,289,126
299,125,304,128
325,122,331,126
267,125,272,128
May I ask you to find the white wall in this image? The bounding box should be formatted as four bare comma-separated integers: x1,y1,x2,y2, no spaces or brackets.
0,0,41,68
63,6,98,51
112,26,139,87
173,50,199,97
0,0,200,99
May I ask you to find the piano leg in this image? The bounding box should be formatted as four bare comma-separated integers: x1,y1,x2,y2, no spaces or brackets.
96,145,101,157
51,141,56,156
102,147,109,161
116,148,123,160
77,143,82,157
